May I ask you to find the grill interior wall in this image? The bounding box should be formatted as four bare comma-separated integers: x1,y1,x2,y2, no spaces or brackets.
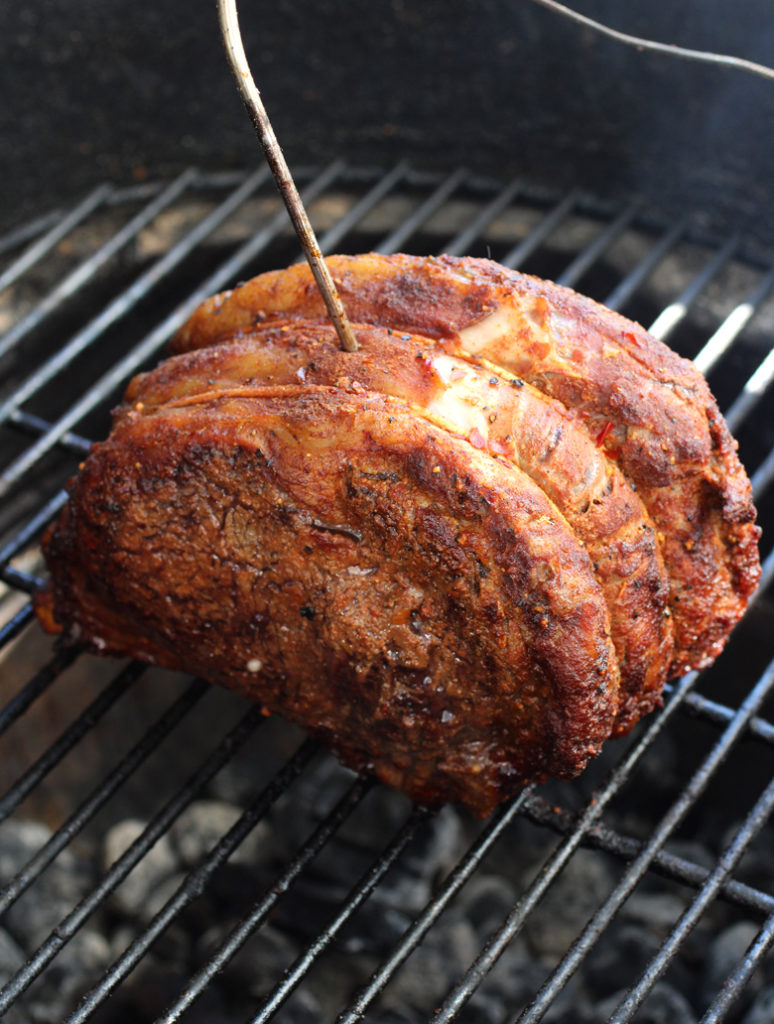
1,167,774,1024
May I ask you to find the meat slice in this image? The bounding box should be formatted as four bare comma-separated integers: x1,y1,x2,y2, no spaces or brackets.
38,386,618,816
172,253,761,675
125,321,672,733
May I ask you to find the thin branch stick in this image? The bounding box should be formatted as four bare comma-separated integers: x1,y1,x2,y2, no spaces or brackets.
217,0,359,352
528,0,774,83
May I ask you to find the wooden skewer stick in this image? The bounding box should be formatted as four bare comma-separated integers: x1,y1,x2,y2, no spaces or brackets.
217,0,359,352
528,0,774,82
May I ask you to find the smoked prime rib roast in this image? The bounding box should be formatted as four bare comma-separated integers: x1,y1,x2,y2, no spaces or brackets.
36,254,761,816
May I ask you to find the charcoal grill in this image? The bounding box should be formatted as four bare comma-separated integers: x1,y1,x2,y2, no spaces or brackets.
1,164,774,1023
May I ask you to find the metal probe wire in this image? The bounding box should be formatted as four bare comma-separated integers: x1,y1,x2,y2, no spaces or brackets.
217,0,359,352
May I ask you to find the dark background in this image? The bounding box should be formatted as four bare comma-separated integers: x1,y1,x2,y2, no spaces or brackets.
1,0,773,246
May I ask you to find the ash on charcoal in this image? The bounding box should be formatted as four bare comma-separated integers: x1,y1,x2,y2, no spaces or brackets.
372,864,433,916
0,821,96,948
87,960,231,1024
401,807,466,880
270,873,355,940
723,823,774,895
339,899,413,954
584,921,692,1001
0,821,52,879
370,1009,423,1024
1,1001,32,1024
277,841,431,937
525,849,615,960
27,930,111,1024
363,808,468,918
700,921,765,1009
272,988,323,1024
102,819,178,918
264,756,363,859
0,927,25,979
379,917,479,1013
169,798,277,869
620,891,686,940
141,871,190,926
457,873,519,940
482,814,554,882
743,985,774,1024
201,923,298,1000
595,981,697,1024
332,785,414,852
464,954,584,1024
0,928,32,1024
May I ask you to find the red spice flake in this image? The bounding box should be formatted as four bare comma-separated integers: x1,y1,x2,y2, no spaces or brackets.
622,330,640,347
468,427,487,450
489,435,513,457
595,421,615,447
606,446,622,460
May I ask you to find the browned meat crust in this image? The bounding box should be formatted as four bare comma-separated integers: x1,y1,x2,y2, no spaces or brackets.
39,386,618,816
172,254,761,675
127,322,672,733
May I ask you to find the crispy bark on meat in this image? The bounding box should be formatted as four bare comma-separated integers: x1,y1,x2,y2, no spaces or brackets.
38,386,618,816
172,253,761,675
127,322,672,733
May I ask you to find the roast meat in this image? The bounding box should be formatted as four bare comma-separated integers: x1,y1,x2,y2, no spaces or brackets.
36,254,761,815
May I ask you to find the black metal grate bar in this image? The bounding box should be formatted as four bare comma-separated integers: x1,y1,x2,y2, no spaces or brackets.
0,648,78,737
725,341,774,434
750,444,774,501
428,669,701,1024
2,169,773,1023
0,661,145,823
0,705,265,1015
0,209,65,259
0,168,198,361
66,739,320,1024
648,233,741,340
518,792,774,916
0,564,42,593
378,167,469,254
500,189,580,270
701,914,774,1024
337,789,535,1024
514,657,774,1024
0,490,70,568
0,601,36,649
0,161,344,495
0,678,210,917
249,804,434,1024
443,177,523,257
158,777,374,1024
0,184,112,294
316,160,411,254
0,164,270,436
677,687,774,747
609,765,774,1023
603,215,689,311
428,546,773,1022
8,410,93,456
555,202,640,288
693,255,774,376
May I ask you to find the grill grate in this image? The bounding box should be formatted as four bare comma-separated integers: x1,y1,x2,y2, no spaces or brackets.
1,163,773,1023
